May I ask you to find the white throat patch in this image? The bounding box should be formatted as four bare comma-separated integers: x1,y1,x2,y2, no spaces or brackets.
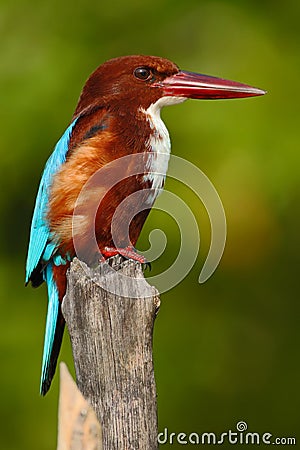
140,96,186,204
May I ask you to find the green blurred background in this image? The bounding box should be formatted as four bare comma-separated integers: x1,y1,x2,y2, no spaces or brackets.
1,0,299,448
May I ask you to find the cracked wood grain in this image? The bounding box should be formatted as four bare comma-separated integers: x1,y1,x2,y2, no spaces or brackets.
62,256,160,450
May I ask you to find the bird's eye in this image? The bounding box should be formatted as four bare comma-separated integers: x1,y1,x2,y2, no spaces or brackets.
134,67,152,81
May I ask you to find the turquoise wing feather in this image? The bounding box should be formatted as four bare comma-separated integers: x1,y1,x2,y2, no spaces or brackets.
25,118,78,283
25,118,78,395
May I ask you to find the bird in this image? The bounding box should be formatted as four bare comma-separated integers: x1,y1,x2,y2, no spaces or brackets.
25,55,265,395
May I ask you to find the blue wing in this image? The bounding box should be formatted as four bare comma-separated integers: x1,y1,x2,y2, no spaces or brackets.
25,118,78,395
25,118,78,284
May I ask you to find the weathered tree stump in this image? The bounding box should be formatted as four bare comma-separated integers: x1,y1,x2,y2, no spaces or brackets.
62,256,160,450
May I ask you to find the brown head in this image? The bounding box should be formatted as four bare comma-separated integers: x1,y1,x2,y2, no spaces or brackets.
74,55,266,117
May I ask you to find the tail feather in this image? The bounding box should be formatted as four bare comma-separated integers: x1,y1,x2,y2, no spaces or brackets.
40,264,65,395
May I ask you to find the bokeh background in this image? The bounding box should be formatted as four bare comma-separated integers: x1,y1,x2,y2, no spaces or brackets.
1,0,299,448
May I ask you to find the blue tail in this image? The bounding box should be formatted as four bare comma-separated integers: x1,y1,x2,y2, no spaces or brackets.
40,264,65,395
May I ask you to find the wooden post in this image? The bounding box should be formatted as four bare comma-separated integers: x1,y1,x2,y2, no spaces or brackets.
62,257,160,450
57,362,103,450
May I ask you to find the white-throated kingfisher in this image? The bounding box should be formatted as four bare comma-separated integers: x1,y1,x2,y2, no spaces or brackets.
25,55,265,395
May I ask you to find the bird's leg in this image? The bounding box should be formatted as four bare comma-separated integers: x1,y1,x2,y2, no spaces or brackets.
100,246,147,264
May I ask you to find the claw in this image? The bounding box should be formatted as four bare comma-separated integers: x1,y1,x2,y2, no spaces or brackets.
142,261,152,272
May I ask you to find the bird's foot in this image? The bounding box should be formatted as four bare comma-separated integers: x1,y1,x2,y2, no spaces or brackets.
100,246,148,266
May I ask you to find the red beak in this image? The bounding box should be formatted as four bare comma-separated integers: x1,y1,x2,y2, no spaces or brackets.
154,70,266,99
